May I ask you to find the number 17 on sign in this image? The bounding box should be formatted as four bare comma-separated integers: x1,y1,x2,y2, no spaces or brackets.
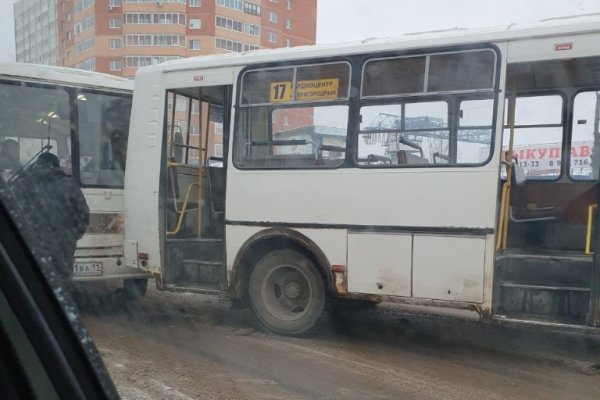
270,82,293,102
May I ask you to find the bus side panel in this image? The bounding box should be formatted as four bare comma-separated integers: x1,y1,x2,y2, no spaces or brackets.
226,168,499,229
347,232,412,297
507,32,600,63
413,235,485,303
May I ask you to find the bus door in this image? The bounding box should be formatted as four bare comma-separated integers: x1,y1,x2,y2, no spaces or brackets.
161,84,232,291
494,57,600,327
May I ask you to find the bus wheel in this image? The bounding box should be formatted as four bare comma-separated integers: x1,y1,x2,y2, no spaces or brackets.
249,249,328,336
123,278,148,300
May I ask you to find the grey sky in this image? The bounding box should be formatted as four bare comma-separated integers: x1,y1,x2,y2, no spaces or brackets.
316,0,600,43
1,0,600,63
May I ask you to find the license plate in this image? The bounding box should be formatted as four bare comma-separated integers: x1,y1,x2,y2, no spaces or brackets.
73,262,103,277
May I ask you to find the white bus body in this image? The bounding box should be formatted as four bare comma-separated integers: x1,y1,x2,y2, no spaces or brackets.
0,64,151,290
126,16,600,334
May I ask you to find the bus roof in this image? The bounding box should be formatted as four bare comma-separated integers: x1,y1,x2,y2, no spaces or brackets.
0,63,133,91
137,13,600,76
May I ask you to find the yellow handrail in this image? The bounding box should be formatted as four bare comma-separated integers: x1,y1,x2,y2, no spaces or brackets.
167,181,199,236
585,204,597,255
496,182,509,250
496,88,517,251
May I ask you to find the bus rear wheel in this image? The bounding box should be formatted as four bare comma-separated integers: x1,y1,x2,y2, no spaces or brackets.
249,249,328,336
123,278,148,300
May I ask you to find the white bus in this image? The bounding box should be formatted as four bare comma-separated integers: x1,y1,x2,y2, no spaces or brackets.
0,64,151,295
126,16,600,335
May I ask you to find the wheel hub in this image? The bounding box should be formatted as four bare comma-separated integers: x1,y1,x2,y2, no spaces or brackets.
283,281,301,299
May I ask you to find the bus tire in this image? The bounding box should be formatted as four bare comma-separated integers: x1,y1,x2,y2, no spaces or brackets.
249,249,328,336
123,278,148,300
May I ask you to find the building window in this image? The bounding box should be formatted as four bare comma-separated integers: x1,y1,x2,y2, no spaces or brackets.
287,0,292,10
216,0,243,11
109,18,122,28
74,0,93,15
215,37,259,53
74,57,96,71
189,39,201,50
189,0,201,6
74,37,95,55
110,60,122,71
244,2,261,15
216,16,242,32
109,39,122,49
215,15,259,36
285,38,291,47
268,11,278,23
268,32,278,43
126,35,152,46
125,34,185,46
285,18,291,30
124,55,182,68
124,12,185,25
244,23,260,36
189,18,201,29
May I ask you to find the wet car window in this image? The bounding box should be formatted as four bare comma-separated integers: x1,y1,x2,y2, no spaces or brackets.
2,1,600,399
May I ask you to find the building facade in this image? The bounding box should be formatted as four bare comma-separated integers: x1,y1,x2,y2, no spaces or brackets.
54,0,317,77
14,0,58,65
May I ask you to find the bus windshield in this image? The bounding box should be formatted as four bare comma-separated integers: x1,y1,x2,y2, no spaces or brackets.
0,80,132,188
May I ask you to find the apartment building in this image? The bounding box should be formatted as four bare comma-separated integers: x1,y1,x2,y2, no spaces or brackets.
14,0,58,65
52,0,317,77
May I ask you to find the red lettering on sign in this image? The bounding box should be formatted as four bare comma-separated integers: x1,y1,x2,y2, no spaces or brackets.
571,147,578,157
549,147,561,158
580,146,590,157
193,75,204,81
538,148,548,159
526,149,536,160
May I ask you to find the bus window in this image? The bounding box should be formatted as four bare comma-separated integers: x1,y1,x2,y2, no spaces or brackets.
569,91,599,180
358,101,449,165
236,62,351,169
362,56,426,97
77,91,132,187
0,81,70,179
359,49,496,167
457,98,494,163
428,51,495,92
502,95,563,179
